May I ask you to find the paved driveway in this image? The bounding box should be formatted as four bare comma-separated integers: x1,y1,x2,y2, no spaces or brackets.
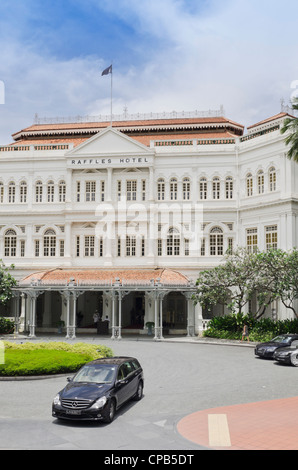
1,335,298,450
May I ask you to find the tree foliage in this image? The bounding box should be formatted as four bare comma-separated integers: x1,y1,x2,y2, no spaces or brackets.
280,97,298,162
0,260,17,305
193,248,298,318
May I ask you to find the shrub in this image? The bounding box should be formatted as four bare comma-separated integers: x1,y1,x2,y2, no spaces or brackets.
0,317,14,334
0,341,114,376
203,314,298,342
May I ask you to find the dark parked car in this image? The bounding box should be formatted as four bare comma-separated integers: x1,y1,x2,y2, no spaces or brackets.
255,334,298,359
52,356,144,423
273,341,298,366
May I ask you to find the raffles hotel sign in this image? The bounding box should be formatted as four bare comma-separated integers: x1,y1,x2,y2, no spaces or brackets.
68,156,153,168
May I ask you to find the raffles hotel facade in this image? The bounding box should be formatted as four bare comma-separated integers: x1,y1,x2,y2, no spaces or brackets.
0,110,297,338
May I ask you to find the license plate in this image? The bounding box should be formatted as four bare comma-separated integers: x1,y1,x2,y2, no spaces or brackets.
65,409,81,415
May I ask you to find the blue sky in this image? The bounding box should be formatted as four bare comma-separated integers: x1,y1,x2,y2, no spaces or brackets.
0,0,297,143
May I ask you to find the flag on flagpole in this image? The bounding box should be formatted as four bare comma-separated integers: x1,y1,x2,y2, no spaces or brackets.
102,65,112,76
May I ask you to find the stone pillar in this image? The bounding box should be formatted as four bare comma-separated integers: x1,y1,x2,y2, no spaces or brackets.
182,291,195,337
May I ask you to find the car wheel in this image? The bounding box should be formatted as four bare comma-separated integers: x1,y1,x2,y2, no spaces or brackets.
102,398,116,423
133,381,143,401
291,354,298,367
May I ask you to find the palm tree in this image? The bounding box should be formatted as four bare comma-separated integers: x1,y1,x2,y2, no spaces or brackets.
280,98,298,162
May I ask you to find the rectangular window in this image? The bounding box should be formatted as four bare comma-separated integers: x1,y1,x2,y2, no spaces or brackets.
20,240,25,257
35,240,40,257
210,234,223,256
47,183,54,202
200,238,206,256
141,236,145,256
59,183,66,202
183,179,190,200
117,236,121,257
126,180,137,201
117,181,122,201
76,236,80,257
44,236,56,257
184,239,189,256
8,184,15,203
246,228,258,253
126,235,136,256
0,184,3,203
60,240,65,257
157,239,162,256
212,179,220,199
20,184,27,203
200,180,207,200
265,225,278,250
36,183,43,203
76,181,81,202
142,180,146,201
101,181,105,202
99,237,103,257
225,178,233,199
86,181,96,202
157,180,165,201
84,236,95,256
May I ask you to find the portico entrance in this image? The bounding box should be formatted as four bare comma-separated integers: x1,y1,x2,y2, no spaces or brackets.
14,268,196,339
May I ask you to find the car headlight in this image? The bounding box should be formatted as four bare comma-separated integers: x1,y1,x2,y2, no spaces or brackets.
266,347,276,352
53,394,61,406
91,396,107,410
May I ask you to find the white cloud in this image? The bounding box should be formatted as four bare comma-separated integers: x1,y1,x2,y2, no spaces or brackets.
0,0,297,144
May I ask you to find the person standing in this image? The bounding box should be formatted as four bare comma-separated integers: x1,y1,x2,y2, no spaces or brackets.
241,323,250,342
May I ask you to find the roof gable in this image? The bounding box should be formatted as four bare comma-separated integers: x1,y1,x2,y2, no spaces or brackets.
67,126,153,157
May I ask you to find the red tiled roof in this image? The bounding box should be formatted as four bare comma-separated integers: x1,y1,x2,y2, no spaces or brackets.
21,268,190,286
8,131,237,148
247,112,295,129
13,116,244,136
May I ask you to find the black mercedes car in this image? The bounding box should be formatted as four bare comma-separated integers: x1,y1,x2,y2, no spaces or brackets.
52,356,144,423
255,334,298,359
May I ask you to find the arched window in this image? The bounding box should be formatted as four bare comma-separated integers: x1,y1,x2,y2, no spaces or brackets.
47,180,54,202
8,182,15,203
20,181,27,203
182,177,190,200
4,229,17,257
35,181,43,203
170,178,178,200
157,178,165,201
199,177,207,200
44,229,56,257
257,170,264,194
225,176,233,199
167,227,180,256
246,173,253,196
269,167,276,191
210,226,223,256
58,180,66,202
212,177,220,199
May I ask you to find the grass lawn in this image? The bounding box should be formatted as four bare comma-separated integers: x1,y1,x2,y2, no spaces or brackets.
0,342,113,376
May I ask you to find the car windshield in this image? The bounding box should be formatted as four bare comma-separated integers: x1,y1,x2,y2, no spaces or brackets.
271,336,292,344
73,364,117,384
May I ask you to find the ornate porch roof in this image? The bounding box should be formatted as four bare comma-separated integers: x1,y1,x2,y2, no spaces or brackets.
19,267,191,288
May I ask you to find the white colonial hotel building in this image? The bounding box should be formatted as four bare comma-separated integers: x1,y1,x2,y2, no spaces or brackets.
0,108,297,338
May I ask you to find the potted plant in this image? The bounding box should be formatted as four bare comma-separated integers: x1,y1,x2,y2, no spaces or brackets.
57,320,65,334
145,321,155,335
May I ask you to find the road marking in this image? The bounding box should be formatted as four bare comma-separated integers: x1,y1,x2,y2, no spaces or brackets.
208,414,231,447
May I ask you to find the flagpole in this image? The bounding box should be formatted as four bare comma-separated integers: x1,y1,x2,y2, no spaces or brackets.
110,66,113,127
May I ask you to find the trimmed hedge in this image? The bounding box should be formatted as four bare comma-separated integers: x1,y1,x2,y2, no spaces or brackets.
0,341,113,376
203,315,298,343
0,317,14,334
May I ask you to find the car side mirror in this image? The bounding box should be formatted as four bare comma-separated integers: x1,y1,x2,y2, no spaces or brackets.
67,377,73,382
